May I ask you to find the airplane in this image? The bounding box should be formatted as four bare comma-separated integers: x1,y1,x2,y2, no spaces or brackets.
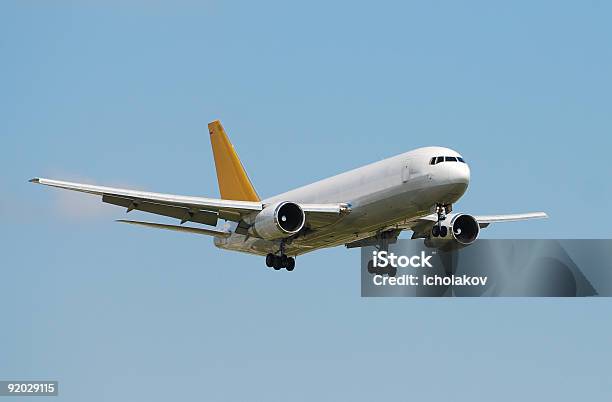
30,120,547,276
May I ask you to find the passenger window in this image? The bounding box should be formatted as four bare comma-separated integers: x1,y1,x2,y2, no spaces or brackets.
446,156,457,162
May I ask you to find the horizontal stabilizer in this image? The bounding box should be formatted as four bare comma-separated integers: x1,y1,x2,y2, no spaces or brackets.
117,220,231,238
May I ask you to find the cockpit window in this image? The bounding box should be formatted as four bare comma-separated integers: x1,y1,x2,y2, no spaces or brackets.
431,156,466,164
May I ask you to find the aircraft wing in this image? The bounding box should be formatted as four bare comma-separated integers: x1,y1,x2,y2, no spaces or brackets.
407,211,548,238
30,178,348,227
472,212,548,228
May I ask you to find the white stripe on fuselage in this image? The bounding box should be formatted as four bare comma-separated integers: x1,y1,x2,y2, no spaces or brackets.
215,146,470,256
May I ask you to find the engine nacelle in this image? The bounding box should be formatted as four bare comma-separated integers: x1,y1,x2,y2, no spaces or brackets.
250,201,305,240
424,213,480,251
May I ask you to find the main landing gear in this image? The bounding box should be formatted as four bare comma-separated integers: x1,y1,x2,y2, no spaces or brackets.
367,231,398,277
431,203,450,238
265,240,295,271
266,253,295,271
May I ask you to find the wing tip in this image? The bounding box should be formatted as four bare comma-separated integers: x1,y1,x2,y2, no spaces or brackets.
29,178,40,184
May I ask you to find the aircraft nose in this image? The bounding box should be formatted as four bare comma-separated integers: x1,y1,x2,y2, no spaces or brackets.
455,163,470,184
450,162,470,185
443,162,470,201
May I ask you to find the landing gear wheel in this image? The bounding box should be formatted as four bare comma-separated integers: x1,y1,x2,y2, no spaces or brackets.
432,226,440,237
280,255,288,268
273,256,282,270
388,265,397,277
266,253,275,268
440,226,448,237
286,257,295,271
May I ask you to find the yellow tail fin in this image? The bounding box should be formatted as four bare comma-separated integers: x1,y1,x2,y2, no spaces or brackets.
208,120,260,202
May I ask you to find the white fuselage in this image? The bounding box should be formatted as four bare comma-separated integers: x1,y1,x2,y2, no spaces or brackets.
214,146,470,256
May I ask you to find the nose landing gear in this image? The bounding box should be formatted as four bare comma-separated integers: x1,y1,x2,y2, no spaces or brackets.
431,204,451,238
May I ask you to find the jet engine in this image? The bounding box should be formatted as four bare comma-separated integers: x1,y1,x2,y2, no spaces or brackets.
250,201,305,240
424,213,480,250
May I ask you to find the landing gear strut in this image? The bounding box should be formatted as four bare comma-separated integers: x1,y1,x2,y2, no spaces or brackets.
265,242,295,271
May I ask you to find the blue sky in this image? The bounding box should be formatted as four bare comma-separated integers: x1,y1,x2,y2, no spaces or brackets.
1,1,611,401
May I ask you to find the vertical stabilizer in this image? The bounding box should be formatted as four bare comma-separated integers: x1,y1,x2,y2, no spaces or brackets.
208,120,260,202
